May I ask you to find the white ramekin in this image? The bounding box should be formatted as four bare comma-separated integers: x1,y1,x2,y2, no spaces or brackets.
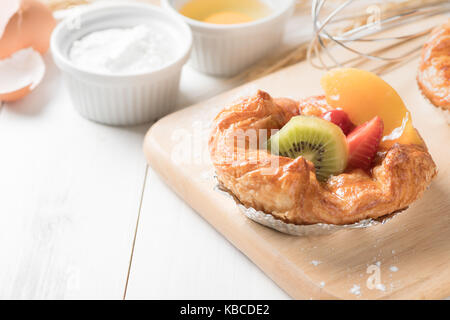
162,0,295,77
51,3,192,126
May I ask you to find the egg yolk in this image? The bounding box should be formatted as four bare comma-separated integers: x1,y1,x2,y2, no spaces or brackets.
178,0,271,25
203,11,253,24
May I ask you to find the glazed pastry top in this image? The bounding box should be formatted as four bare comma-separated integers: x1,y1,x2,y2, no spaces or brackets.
418,19,450,110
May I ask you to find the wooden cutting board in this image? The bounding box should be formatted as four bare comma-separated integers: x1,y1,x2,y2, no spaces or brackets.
143,29,450,299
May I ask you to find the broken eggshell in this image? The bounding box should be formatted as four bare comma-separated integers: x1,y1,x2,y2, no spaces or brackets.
0,0,56,59
0,0,55,102
0,47,45,102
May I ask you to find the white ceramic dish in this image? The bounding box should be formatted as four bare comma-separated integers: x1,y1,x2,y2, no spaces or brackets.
51,3,192,126
162,0,295,77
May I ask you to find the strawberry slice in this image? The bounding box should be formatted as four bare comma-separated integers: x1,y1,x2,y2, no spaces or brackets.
346,116,384,170
322,109,355,135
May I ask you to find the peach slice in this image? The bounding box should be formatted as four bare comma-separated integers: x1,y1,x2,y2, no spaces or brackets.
0,47,45,102
321,68,425,149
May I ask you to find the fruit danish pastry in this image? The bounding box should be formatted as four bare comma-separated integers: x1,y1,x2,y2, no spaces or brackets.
209,68,437,225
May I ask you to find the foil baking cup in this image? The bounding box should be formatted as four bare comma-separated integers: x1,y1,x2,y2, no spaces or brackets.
215,183,401,236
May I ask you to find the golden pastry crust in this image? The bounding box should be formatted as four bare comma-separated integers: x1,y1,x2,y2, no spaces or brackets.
209,91,437,225
417,20,450,110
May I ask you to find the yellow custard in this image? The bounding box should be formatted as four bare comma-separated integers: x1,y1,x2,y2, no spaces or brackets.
179,0,272,25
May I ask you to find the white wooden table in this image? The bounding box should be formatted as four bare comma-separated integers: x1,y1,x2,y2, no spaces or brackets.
0,2,317,297
0,56,290,300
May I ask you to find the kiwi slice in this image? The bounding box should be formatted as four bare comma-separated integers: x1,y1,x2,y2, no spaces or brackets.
267,116,348,181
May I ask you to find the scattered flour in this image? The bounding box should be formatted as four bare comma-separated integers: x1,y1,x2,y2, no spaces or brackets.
200,169,215,181
70,25,176,74
349,284,361,296
311,260,321,267
390,266,399,272
319,281,325,288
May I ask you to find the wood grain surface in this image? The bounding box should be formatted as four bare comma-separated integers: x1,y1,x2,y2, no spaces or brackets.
143,43,450,300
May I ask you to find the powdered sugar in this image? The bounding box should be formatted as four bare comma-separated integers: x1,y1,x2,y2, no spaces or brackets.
390,266,399,272
349,284,361,295
70,25,176,74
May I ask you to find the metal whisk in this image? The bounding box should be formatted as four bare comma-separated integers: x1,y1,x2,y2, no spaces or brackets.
308,0,450,73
